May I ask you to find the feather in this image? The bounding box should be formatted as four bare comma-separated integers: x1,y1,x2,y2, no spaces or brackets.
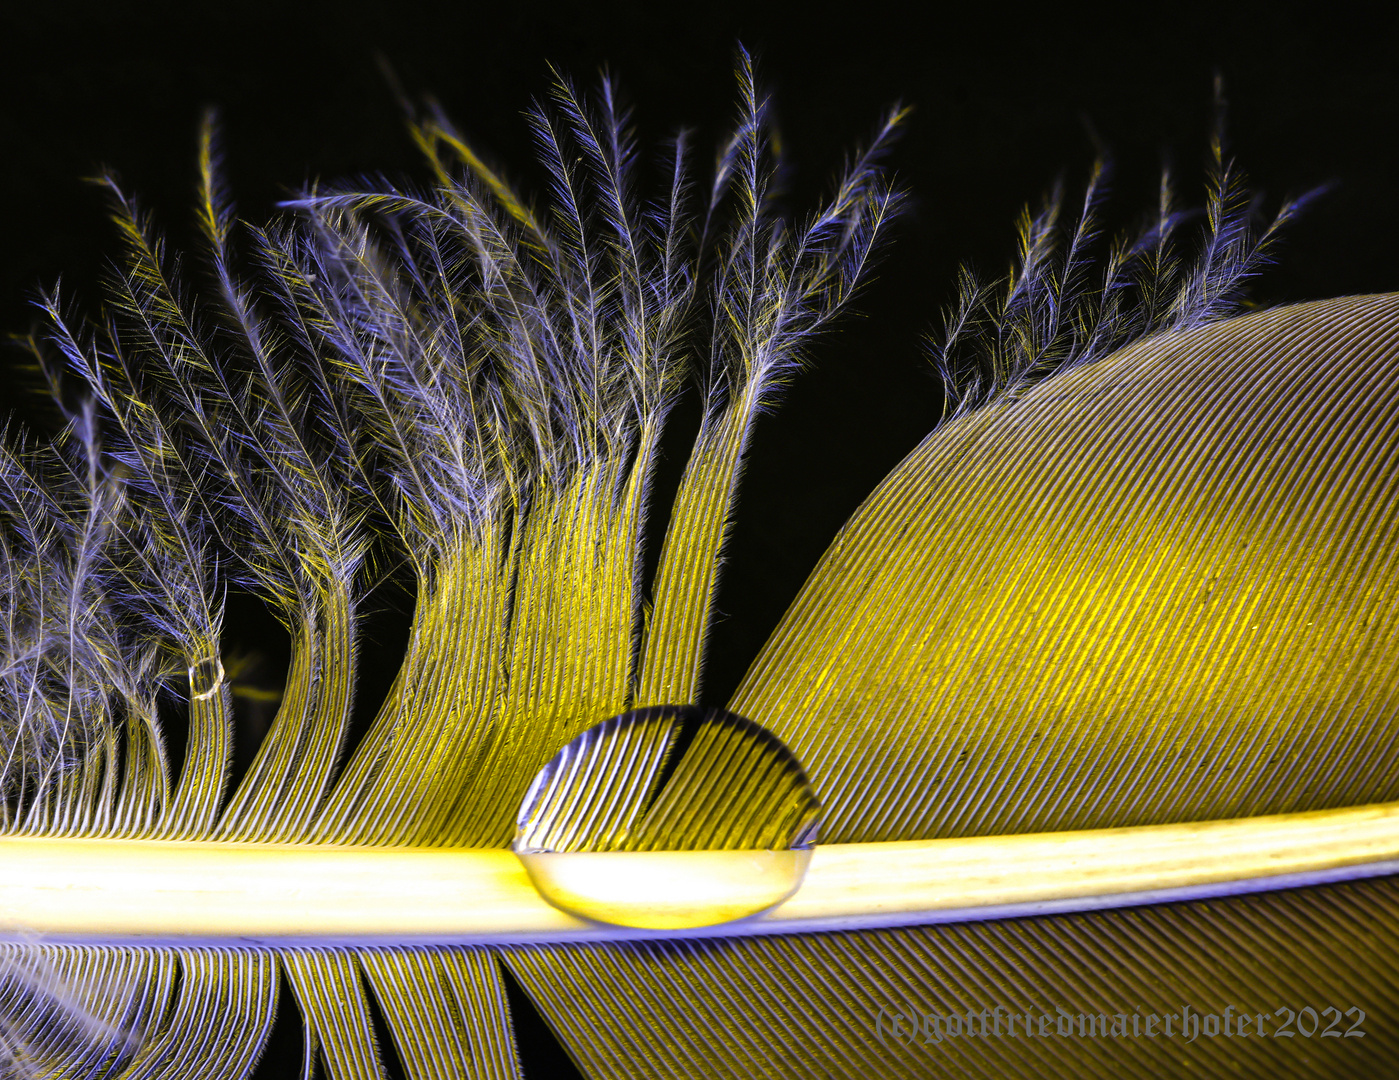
2,49,1396,1080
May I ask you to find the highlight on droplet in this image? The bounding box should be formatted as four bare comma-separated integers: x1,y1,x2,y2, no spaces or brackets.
513,705,822,930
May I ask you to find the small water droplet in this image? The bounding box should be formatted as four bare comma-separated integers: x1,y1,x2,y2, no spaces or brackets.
514,705,821,929
188,656,225,701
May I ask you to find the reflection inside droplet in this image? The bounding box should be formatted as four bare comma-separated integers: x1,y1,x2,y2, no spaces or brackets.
513,706,821,930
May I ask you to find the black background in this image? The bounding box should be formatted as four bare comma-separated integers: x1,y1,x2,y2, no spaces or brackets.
1,3,1397,1071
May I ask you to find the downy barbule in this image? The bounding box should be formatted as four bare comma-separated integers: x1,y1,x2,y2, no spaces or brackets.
1,50,1397,1079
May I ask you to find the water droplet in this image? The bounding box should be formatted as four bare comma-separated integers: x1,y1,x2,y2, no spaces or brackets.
188,656,225,701
514,705,821,929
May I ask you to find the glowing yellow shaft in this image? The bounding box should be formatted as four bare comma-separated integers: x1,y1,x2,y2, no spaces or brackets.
2,801,1397,945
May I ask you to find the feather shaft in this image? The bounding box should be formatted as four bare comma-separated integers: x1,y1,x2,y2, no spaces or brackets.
3,800,1398,945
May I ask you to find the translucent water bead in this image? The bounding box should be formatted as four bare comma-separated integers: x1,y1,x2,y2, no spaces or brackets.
187,656,225,701
513,706,822,929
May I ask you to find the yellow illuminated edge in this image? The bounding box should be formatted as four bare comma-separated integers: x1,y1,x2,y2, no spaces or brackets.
3,800,1399,945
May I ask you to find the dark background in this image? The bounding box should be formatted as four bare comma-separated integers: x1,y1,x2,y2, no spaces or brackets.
2,2,1397,1076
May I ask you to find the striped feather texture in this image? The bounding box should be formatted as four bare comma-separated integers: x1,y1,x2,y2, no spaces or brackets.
509,875,1399,1077
735,292,1399,842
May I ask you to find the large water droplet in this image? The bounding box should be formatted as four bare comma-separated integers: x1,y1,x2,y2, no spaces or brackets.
514,705,821,929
